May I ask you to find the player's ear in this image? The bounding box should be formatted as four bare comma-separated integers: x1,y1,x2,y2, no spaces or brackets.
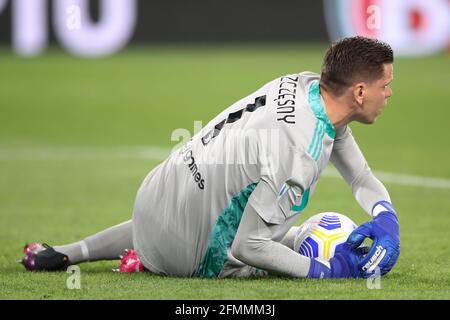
353,82,366,105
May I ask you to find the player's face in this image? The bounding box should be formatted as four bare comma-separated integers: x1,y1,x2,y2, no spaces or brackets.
359,63,394,124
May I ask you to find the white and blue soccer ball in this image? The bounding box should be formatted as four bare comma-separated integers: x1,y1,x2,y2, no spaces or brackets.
293,212,357,261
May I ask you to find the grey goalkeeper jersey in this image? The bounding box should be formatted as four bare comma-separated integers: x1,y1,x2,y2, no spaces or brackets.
132,71,390,277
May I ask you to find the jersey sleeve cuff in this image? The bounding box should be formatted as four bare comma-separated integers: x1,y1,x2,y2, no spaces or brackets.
371,200,396,217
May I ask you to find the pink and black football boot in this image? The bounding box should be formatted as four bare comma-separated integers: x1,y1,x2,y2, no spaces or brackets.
21,243,70,271
112,249,145,273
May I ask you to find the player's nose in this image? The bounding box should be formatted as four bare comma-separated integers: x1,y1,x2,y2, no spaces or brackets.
386,87,393,98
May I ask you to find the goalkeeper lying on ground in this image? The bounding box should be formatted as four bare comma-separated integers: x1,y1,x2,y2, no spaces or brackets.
21,36,400,279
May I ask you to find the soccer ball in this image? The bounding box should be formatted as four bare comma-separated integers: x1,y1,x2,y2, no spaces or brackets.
293,212,357,261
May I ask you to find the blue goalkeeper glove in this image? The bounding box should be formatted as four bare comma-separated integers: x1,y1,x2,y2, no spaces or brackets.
307,244,368,278
346,201,400,278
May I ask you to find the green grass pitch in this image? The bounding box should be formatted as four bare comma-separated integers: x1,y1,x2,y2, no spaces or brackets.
0,45,449,299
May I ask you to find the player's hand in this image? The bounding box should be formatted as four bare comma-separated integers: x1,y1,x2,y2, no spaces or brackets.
308,244,368,278
346,201,400,278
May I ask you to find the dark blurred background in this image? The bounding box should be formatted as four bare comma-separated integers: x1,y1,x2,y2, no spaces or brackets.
0,0,448,57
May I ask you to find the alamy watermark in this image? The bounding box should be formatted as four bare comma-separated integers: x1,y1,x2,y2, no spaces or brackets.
66,5,81,30
366,267,382,290
170,121,281,173
66,265,81,289
366,4,381,30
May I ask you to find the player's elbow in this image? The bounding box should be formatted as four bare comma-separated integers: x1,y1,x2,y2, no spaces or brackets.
231,237,250,262
231,236,269,265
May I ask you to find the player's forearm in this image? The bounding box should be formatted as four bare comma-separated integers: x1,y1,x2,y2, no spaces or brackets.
330,127,391,216
232,203,311,277
280,226,300,250
231,236,311,277
352,169,391,216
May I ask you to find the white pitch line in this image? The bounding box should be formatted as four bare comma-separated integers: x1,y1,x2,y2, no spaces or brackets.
321,167,450,190
0,146,172,161
0,146,449,190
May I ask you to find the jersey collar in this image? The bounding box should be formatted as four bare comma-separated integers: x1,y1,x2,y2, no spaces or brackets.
308,80,336,139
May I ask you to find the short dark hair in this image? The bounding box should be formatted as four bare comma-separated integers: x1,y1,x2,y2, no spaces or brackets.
320,36,394,96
